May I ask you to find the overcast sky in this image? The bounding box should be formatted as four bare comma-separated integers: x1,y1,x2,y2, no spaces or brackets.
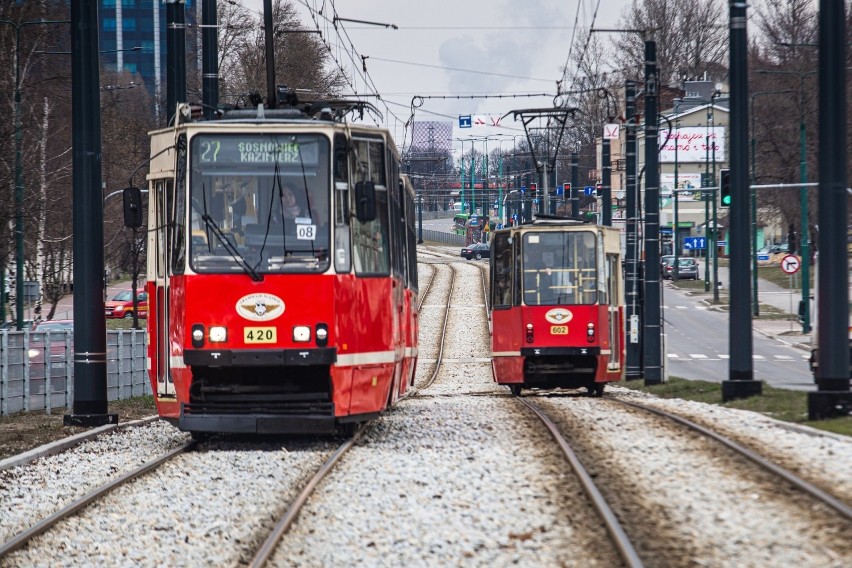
241,1,633,150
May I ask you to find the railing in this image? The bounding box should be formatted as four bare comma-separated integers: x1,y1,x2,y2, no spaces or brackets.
419,229,465,246
0,329,150,416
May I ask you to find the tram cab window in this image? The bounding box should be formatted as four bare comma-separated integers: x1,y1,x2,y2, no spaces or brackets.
522,231,597,305
187,133,331,274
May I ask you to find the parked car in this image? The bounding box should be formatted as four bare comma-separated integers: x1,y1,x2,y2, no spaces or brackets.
27,319,74,377
460,242,490,260
672,258,700,280
105,289,148,319
660,255,675,278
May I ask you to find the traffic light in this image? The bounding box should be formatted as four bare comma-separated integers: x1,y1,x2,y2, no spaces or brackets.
595,182,602,196
530,182,537,196
563,182,571,195
719,169,731,207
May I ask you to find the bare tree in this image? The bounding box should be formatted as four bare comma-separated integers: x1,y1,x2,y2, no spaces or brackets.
614,0,728,86
216,0,348,106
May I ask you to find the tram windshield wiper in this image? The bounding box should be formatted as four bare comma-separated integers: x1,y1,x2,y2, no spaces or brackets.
201,214,263,281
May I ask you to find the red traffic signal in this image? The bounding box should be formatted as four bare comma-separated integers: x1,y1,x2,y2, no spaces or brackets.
530,182,538,195
563,182,571,193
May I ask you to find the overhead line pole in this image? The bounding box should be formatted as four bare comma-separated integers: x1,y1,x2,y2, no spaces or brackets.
642,38,663,385
809,0,850,419
624,80,642,379
721,0,760,401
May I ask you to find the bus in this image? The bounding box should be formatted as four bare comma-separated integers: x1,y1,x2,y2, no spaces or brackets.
452,213,470,236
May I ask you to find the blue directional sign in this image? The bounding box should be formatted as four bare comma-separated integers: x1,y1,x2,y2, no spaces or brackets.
459,115,472,128
583,186,595,195
683,237,706,250
520,185,526,193
757,254,770,261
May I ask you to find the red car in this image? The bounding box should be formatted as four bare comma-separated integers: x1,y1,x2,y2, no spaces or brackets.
105,289,148,319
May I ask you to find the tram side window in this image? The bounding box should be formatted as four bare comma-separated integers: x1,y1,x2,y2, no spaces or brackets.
351,137,390,276
352,191,390,275
492,234,513,308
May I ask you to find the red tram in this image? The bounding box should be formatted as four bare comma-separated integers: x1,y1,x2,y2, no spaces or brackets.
489,219,624,395
134,97,419,435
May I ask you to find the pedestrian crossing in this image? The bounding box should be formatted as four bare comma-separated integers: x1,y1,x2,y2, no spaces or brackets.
667,353,809,360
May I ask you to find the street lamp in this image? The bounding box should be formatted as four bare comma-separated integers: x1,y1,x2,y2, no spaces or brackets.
0,18,69,330
710,88,722,304
756,69,817,332
749,88,794,316
452,138,472,214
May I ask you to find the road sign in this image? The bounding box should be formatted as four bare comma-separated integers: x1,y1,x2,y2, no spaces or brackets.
583,186,594,195
683,237,706,250
757,254,770,262
459,115,472,128
780,255,800,275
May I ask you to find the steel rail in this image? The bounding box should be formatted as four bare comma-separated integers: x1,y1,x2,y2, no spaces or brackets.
516,398,645,568
415,263,457,392
0,441,195,559
617,399,852,522
248,434,360,567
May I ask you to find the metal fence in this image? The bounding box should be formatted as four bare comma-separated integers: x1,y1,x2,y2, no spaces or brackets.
0,329,150,416
420,229,465,246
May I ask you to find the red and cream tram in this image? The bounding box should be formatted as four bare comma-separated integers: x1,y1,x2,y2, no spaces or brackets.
489,219,624,395
134,97,419,435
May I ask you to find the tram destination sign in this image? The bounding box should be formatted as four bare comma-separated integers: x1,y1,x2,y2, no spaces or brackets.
194,135,321,165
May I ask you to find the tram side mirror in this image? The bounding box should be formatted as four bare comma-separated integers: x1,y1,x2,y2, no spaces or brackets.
123,186,144,228
354,180,377,222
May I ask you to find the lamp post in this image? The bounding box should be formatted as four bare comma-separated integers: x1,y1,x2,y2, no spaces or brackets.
703,102,711,292
756,69,817,333
453,138,470,214
673,100,681,280
710,88,721,304
0,18,69,330
749,88,794,316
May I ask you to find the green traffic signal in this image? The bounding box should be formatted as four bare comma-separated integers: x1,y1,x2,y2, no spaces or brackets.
719,169,731,208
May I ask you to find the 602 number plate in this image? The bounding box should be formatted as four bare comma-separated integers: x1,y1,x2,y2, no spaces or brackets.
244,327,277,343
550,325,568,335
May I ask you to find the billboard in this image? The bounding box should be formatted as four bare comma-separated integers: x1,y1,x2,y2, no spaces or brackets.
659,126,725,163
660,173,703,198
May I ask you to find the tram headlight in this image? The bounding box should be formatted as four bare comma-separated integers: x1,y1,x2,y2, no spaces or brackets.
315,323,329,347
191,324,205,348
209,326,228,343
293,325,311,342
586,323,595,343
526,323,534,343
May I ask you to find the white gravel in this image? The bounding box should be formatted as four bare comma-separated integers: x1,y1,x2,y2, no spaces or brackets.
0,249,848,567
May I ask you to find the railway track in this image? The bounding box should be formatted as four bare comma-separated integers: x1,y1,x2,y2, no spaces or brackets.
0,441,196,558
0,245,848,565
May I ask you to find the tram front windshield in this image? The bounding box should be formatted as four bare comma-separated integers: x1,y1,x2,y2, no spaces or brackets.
522,231,597,305
188,133,331,274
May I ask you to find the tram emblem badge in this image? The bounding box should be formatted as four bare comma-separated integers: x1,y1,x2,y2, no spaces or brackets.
236,293,285,321
545,308,573,324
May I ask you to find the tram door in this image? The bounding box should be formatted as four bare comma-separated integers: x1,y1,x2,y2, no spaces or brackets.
606,252,621,370
153,178,175,397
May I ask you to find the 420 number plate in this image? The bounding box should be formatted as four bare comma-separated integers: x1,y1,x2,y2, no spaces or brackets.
244,327,277,344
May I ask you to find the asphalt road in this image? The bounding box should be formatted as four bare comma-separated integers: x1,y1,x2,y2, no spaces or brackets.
662,283,815,391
